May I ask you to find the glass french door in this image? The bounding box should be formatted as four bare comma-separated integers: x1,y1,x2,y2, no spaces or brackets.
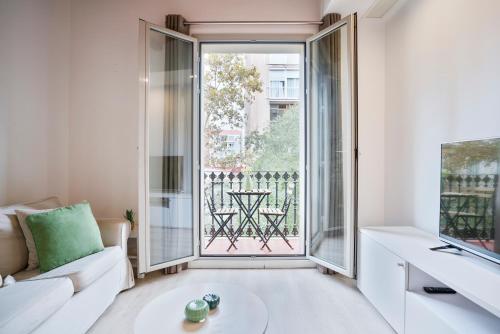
138,21,199,274
306,14,357,277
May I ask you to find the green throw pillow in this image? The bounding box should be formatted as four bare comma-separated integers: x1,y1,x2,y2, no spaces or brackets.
26,202,104,273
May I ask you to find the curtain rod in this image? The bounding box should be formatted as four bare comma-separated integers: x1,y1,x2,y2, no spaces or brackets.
183,20,323,25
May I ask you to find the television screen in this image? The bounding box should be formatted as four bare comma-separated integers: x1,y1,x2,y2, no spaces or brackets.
440,138,500,264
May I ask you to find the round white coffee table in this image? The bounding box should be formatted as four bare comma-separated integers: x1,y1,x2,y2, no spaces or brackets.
134,283,268,333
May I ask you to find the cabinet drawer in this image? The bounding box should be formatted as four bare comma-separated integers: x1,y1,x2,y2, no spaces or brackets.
358,232,406,333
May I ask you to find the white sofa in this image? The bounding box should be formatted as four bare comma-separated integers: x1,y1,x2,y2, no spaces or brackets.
0,197,135,334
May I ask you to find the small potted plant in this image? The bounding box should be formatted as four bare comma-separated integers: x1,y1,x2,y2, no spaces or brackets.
123,209,136,231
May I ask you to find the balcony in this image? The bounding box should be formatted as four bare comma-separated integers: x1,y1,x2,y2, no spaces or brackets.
267,86,300,100
202,170,303,255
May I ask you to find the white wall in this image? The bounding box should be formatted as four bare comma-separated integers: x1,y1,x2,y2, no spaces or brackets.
0,0,321,216
357,18,386,227
0,0,384,229
12,0,492,237
319,2,387,228
69,0,321,218
384,0,500,233
0,0,70,205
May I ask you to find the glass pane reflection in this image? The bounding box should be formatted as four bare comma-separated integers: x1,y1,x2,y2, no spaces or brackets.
309,24,352,269
148,29,194,265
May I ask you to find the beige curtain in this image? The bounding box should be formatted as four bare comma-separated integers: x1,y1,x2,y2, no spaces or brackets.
166,14,189,34
158,15,194,265
161,15,192,194
319,13,344,234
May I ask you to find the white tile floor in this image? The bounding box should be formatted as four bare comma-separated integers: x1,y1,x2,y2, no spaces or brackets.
89,269,394,334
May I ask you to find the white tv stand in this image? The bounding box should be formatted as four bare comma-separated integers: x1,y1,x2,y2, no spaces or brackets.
358,226,500,334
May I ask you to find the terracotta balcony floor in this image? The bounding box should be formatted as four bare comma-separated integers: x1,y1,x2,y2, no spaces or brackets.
201,236,303,256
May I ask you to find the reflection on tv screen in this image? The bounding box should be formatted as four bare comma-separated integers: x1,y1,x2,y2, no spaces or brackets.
440,138,500,262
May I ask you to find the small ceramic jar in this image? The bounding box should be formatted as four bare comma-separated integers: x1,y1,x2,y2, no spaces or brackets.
203,293,221,310
184,299,209,322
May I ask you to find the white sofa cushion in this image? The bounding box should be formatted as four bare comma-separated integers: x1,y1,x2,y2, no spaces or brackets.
0,277,73,334
0,197,62,276
28,246,122,292
15,208,55,270
0,212,28,277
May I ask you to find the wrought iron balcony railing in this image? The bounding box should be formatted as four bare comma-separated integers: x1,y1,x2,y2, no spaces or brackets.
267,86,300,99
204,171,300,238
440,174,498,240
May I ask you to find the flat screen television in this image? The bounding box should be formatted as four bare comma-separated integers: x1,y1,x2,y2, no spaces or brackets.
439,138,500,264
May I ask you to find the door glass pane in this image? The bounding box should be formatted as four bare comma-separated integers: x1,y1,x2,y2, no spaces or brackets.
148,28,194,265
310,24,352,269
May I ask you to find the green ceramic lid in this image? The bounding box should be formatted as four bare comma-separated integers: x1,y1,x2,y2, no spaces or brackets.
203,293,221,310
184,299,209,322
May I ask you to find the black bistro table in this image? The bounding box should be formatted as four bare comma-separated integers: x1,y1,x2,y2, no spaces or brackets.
226,189,272,252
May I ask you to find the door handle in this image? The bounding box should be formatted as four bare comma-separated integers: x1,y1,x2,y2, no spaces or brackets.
397,262,405,268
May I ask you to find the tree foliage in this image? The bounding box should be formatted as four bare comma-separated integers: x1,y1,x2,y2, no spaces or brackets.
442,140,499,174
203,54,262,168
247,105,300,172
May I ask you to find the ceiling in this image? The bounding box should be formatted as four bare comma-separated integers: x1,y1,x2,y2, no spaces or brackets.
322,0,399,18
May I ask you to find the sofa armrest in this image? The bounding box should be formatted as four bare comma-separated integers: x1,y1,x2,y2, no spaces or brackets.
96,218,130,254
96,219,135,290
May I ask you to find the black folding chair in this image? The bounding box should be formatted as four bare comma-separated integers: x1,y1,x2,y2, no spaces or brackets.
205,195,238,250
259,195,294,250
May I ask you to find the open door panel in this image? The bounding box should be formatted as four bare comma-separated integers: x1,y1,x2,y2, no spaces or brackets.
138,21,200,275
306,14,358,278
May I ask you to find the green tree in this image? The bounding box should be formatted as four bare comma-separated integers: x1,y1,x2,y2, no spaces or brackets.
203,54,262,168
247,105,300,172
442,140,499,174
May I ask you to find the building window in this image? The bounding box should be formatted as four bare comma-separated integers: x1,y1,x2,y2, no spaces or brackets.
287,78,299,98
269,70,300,99
270,80,285,98
270,103,288,121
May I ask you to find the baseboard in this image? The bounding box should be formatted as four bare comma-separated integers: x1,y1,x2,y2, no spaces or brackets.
188,258,316,269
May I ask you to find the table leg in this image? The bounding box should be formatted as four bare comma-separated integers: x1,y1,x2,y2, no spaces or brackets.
227,194,271,252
